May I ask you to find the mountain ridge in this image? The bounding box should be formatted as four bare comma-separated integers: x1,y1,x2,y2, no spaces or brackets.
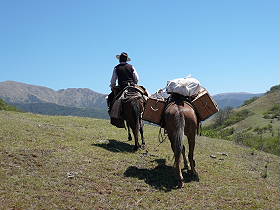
0,80,267,118
212,92,264,109
0,80,107,109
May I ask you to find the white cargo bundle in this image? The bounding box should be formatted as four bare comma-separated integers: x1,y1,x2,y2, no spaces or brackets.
166,76,201,97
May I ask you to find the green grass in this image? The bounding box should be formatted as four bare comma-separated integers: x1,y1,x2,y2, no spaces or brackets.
0,111,279,209
263,104,280,119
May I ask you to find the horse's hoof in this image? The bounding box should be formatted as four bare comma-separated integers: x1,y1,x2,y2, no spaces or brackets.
190,171,199,182
141,144,146,149
182,167,189,173
178,181,184,188
193,173,200,182
133,145,140,151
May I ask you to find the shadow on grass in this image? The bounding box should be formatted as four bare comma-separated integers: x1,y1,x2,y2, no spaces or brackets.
92,139,134,153
124,159,199,192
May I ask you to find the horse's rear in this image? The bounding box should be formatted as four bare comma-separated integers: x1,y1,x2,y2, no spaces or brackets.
164,99,198,188
122,87,146,150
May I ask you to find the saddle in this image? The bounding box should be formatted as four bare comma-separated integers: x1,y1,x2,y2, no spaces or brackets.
115,85,148,101
109,85,148,128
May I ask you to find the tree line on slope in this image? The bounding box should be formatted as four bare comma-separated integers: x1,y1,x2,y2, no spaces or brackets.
202,85,280,156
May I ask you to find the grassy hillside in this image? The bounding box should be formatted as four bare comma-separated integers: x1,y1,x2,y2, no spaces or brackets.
203,85,280,155
0,111,279,209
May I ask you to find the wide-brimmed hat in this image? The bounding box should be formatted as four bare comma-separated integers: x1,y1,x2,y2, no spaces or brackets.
116,52,131,62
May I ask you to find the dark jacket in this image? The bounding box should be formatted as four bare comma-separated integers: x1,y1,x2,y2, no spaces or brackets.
115,63,136,87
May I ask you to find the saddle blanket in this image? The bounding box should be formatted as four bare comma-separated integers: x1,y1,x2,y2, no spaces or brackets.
110,98,122,119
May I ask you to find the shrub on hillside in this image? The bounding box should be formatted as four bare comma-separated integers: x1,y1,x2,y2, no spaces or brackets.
232,130,252,144
242,96,259,106
201,127,235,140
244,135,279,156
263,104,280,119
253,125,273,135
222,109,253,127
232,131,279,156
0,99,20,112
212,107,233,128
221,128,235,138
200,129,220,138
206,108,252,130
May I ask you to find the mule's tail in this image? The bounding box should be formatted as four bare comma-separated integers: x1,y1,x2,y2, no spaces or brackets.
173,112,185,164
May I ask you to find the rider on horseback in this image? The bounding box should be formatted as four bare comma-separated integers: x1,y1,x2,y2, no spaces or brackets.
107,52,140,112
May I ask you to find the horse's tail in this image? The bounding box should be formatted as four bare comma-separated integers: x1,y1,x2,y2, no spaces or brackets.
130,97,142,128
173,111,185,163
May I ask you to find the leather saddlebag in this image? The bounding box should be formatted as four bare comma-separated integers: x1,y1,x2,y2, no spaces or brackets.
192,89,219,120
143,98,165,125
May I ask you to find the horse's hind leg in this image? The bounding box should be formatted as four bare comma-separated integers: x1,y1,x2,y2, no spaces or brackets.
132,127,140,150
167,131,184,188
188,134,199,181
130,119,141,150
174,150,184,188
139,120,145,147
126,122,132,141
182,145,189,171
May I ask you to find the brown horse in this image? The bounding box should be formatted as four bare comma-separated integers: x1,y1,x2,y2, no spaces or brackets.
164,94,199,188
122,87,146,150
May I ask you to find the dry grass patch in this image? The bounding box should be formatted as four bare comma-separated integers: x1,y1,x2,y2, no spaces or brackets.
0,111,279,209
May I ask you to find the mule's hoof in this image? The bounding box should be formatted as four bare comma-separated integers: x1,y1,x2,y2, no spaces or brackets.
141,144,146,149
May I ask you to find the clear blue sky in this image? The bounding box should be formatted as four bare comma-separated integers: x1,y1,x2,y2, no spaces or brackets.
0,0,279,95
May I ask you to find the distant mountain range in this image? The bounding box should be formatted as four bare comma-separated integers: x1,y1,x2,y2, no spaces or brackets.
0,80,265,118
0,81,108,119
0,81,107,108
212,92,264,109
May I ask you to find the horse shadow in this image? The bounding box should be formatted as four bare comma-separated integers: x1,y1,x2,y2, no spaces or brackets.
92,139,134,153
124,159,199,192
